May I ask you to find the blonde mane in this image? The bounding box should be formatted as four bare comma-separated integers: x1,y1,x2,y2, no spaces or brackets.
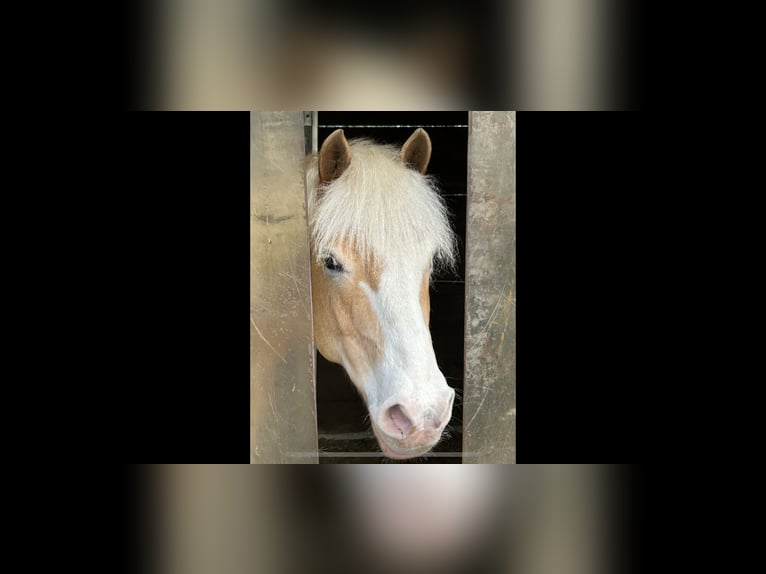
306,138,456,271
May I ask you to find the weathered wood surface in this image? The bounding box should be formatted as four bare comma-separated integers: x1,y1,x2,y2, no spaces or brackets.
250,112,317,463
463,111,516,463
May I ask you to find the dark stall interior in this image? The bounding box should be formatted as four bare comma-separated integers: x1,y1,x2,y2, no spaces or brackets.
314,112,468,463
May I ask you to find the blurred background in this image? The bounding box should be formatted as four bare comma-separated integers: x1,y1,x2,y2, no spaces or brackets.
132,465,635,574
125,0,642,109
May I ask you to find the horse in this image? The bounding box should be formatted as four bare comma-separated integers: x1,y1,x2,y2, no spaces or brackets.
306,128,457,460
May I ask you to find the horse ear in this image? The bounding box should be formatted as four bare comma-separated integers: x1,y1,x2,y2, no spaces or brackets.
318,129,352,184
400,128,432,174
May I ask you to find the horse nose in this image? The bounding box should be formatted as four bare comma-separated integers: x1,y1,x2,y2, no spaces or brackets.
437,389,456,428
380,390,455,440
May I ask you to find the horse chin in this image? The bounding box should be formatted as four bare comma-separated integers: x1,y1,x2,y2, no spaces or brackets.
371,423,436,460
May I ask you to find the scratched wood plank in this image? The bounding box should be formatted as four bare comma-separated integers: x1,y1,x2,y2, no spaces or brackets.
463,111,516,463
251,111,318,463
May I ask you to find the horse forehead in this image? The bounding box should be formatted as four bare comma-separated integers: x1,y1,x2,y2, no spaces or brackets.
364,256,430,294
348,248,421,292
359,254,384,291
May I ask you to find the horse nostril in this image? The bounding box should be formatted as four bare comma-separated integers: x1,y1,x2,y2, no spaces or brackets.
384,404,415,439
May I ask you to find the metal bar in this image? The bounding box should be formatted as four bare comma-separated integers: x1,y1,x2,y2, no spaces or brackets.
318,125,469,128
311,111,318,154
462,111,516,464
286,452,478,458
251,111,318,463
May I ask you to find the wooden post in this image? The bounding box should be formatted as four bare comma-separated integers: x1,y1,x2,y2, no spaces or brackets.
250,112,318,463
463,111,516,463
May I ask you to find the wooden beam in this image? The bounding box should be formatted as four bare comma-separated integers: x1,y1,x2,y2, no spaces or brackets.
463,111,516,463
251,112,317,463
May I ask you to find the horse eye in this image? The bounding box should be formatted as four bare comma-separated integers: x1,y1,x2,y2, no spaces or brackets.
324,255,344,273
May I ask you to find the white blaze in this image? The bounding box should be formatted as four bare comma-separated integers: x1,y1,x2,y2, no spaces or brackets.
358,262,450,430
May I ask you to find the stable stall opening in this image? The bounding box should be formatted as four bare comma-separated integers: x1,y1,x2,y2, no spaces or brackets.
313,112,468,463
